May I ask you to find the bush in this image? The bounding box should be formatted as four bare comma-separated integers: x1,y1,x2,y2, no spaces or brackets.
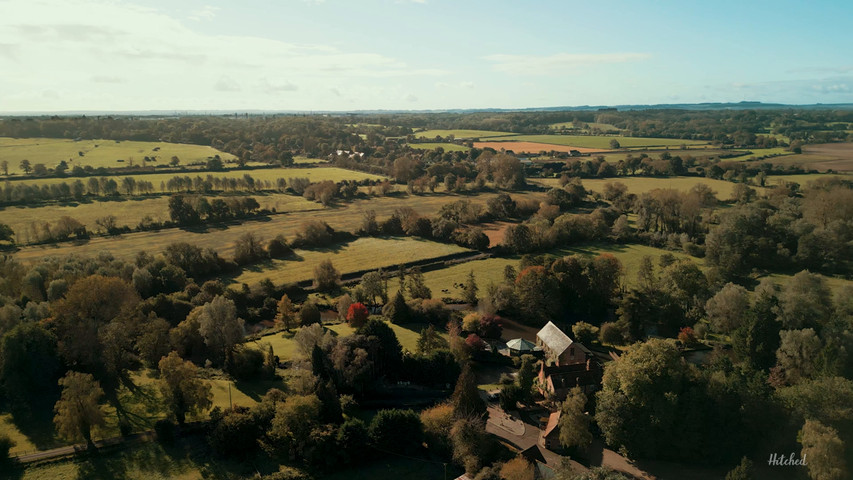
263,466,313,480
337,418,370,465
299,301,321,326
599,321,624,345
369,409,423,454
226,346,266,380
208,407,262,457
268,235,293,258
572,321,599,345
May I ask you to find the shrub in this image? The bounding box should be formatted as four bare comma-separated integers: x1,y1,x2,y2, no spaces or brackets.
599,321,623,345
369,409,423,454
226,346,266,380
572,321,600,345
299,301,321,326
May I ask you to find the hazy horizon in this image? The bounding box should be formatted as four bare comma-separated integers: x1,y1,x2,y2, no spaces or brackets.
2,0,852,112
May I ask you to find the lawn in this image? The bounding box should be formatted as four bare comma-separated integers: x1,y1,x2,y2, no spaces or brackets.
412,129,513,139
2,194,322,244
406,142,470,152
484,134,708,149
12,191,545,263
531,175,763,200
4,166,387,192
251,319,448,360
393,242,702,302
231,237,471,286
0,137,236,174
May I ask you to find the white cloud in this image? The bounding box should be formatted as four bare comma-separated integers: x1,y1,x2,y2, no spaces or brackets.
484,52,651,74
189,5,219,21
0,0,446,110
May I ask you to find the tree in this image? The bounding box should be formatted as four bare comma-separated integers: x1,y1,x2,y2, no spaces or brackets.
595,339,691,458
799,420,848,480
450,417,492,475
572,322,600,345
360,271,387,305
168,195,200,225
0,223,13,243
382,290,410,324
198,295,244,364
705,283,750,333
0,322,60,412
406,267,431,299
158,352,212,424
357,318,403,378
276,294,296,331
416,324,447,355
0,160,7,176
515,266,560,325
609,139,621,149
266,394,323,460
500,457,536,480
725,457,754,480
463,270,479,305
559,386,592,451
369,408,423,454
346,302,369,328
299,301,321,326
777,271,834,330
53,372,106,449
19,159,31,174
452,364,486,419
776,329,822,384
233,232,268,265
313,259,340,291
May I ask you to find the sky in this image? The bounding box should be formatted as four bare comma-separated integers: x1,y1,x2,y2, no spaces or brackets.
1,0,852,112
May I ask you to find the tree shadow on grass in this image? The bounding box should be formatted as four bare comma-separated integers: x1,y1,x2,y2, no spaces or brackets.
8,400,61,451
233,376,290,402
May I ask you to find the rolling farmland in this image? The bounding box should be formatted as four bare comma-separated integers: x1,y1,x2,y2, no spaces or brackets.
483,134,709,149
0,137,236,174
406,142,470,152
531,175,765,200
412,129,512,139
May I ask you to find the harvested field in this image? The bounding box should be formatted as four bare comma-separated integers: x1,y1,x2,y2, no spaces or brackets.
3,166,386,192
231,236,471,286
11,191,546,262
0,137,236,174
474,141,606,154
406,142,470,152
480,221,514,246
413,129,512,139
484,134,708,149
1,193,321,244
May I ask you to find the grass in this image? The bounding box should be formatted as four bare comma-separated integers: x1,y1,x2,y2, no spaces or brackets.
0,137,237,175
292,155,328,164
251,319,448,361
484,134,708,149
2,194,322,244
412,129,512,139
12,191,545,263
406,142,470,152
550,122,622,132
531,175,763,200
765,173,852,187
231,237,471,286
4,166,387,192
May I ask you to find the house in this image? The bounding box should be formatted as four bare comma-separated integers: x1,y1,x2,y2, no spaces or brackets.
536,322,602,400
536,321,591,366
540,410,561,451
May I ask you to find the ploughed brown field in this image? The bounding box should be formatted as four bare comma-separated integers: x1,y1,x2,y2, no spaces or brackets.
798,143,853,171
473,141,608,154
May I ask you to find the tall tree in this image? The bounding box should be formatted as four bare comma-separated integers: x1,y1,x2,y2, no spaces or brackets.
276,294,295,331
799,420,848,480
53,372,106,449
463,270,479,305
313,259,340,291
559,386,592,451
158,351,212,424
451,364,486,419
197,295,244,364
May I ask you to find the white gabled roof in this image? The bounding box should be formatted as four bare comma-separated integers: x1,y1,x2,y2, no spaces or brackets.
536,321,592,356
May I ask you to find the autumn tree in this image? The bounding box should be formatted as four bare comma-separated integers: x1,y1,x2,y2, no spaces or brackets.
53,372,106,449
276,294,296,331
346,302,369,328
158,352,212,424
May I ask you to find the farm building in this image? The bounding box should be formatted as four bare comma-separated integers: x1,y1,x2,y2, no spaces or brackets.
540,410,562,451
536,322,602,400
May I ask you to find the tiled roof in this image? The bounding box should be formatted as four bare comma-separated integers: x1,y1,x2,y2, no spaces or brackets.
537,321,572,355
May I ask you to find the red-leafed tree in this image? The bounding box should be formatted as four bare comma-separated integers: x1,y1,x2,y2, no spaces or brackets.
465,333,485,351
346,302,369,328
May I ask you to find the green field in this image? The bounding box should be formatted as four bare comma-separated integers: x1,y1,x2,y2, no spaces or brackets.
406,142,470,152
2,194,322,244
532,175,763,200
292,155,328,164
231,237,471,286
484,135,709,149
4,166,387,192
0,137,237,174
251,319,448,360
12,191,545,263
413,129,512,139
